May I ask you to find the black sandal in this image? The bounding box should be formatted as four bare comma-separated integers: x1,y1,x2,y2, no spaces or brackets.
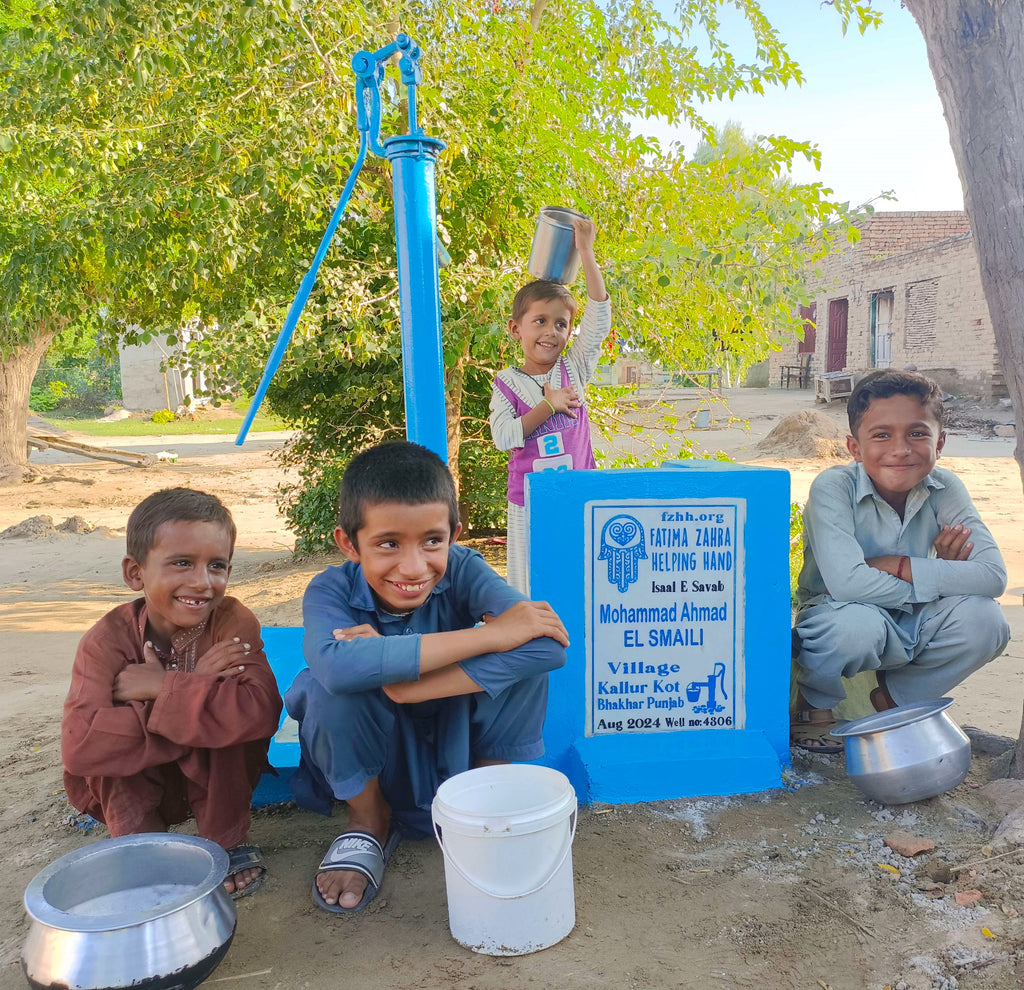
790,707,843,754
225,844,266,900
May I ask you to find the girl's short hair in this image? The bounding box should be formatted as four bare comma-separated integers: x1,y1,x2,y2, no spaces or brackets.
511,280,578,323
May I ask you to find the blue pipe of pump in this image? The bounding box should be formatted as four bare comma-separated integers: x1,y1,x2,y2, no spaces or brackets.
385,134,448,462
236,35,449,463
234,135,368,446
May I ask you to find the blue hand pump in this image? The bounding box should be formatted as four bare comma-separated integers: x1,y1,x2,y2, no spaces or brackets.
235,35,449,462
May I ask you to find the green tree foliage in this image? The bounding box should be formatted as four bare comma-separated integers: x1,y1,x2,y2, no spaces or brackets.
2,0,879,529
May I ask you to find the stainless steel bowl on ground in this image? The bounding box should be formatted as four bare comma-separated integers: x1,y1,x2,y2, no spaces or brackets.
22,833,236,990
831,698,971,805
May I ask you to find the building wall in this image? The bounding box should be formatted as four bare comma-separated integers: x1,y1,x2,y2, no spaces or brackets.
117,337,190,412
856,211,972,257
770,212,1002,398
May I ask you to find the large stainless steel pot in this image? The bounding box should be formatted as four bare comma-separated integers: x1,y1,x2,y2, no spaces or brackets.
831,698,971,805
22,833,236,990
527,207,589,284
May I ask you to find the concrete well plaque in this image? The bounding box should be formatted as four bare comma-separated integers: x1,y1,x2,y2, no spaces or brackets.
586,498,745,736
528,462,791,805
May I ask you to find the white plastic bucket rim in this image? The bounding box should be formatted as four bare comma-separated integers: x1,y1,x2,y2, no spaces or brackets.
432,765,577,901
432,764,575,836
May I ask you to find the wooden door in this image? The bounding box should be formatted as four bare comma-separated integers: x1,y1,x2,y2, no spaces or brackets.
827,298,848,372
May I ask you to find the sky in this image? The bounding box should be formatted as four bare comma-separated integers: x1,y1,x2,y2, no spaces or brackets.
637,0,964,212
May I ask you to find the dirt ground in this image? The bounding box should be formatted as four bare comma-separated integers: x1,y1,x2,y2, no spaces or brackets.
2,388,1023,990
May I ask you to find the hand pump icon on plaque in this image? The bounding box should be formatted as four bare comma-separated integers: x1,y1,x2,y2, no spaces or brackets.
686,662,728,714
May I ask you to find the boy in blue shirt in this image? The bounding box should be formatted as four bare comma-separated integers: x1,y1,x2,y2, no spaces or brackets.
285,441,569,913
792,370,1010,751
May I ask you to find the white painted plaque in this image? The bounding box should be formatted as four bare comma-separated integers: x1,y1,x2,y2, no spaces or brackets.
584,498,746,735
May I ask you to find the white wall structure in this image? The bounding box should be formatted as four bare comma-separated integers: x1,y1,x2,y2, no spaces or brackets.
117,336,190,412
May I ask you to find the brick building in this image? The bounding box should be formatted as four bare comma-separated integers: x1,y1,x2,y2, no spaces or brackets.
770,211,1006,399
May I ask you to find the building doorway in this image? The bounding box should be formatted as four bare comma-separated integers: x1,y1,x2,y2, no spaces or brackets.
826,298,848,372
870,290,894,367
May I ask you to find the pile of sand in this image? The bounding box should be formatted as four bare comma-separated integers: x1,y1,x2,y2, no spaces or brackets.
1,514,96,539
755,410,849,459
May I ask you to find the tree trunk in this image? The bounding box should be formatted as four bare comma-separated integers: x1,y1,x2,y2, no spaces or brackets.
903,0,1024,777
446,338,470,493
0,329,54,485
904,0,1024,488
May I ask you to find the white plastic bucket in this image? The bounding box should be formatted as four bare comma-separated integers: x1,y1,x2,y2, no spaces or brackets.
431,764,577,956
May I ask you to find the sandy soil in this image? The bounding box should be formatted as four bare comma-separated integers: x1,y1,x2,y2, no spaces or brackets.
2,388,1023,990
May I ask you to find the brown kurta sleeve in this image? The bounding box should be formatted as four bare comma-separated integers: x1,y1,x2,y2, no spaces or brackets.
147,599,283,748
62,598,283,779
62,600,190,778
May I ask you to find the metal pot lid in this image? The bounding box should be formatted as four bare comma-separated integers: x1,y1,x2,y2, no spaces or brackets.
830,697,955,738
24,833,229,932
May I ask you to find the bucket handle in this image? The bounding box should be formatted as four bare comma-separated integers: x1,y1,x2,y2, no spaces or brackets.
433,809,577,901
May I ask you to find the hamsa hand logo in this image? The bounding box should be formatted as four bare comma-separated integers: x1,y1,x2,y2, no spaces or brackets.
598,514,647,593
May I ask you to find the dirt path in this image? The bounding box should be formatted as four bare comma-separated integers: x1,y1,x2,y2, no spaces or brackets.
2,390,1023,990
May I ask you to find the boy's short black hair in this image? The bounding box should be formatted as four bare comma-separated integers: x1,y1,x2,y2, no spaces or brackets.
512,279,578,323
338,441,459,545
126,488,236,563
848,369,945,435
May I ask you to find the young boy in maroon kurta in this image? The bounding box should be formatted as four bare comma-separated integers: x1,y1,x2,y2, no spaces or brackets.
61,488,283,897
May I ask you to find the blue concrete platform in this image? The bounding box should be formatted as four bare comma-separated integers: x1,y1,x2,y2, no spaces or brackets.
253,626,305,806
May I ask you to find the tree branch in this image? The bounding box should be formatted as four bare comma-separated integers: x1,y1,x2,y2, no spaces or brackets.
297,14,339,87
530,0,550,31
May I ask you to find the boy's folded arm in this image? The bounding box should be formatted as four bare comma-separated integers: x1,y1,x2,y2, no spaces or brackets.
805,479,912,606
384,664,481,704
447,550,569,679
906,534,1007,601
146,656,283,748
385,633,567,704
416,606,568,675
908,556,1007,602
457,637,567,699
143,611,283,748
913,479,1008,600
302,583,420,693
62,640,189,777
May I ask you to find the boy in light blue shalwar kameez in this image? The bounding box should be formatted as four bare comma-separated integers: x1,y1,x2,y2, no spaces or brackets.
792,370,1009,752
